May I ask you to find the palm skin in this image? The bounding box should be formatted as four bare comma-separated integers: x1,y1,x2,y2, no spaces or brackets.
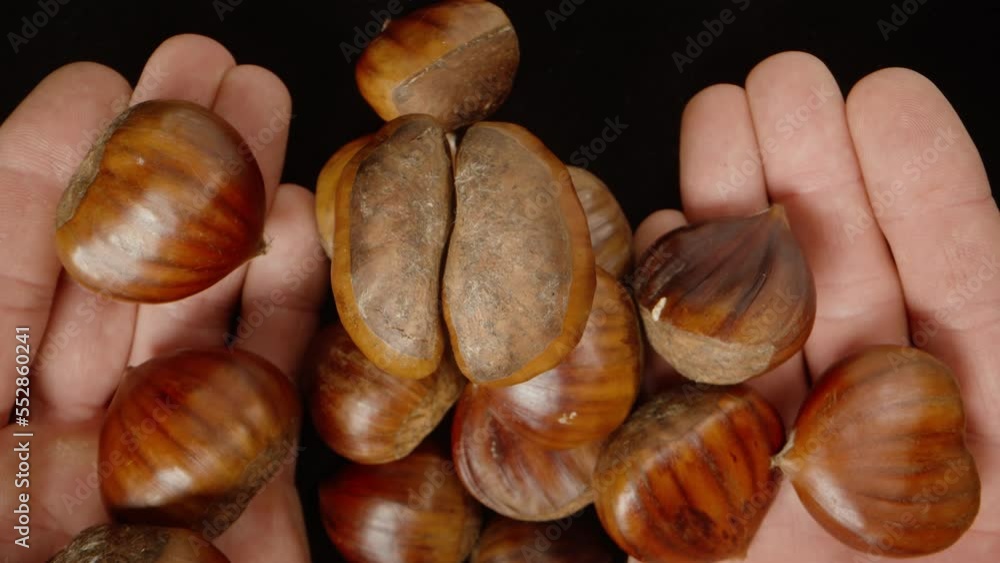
0,35,325,562
631,52,999,562
0,36,996,563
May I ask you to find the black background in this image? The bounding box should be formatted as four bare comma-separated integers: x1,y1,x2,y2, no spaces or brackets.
1,0,997,560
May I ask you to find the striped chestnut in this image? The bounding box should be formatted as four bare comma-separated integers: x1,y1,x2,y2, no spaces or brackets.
356,0,519,131
773,345,981,556
319,439,483,563
452,383,603,521
49,524,229,562
632,205,816,384
55,99,267,303
99,348,300,537
593,384,785,563
305,322,465,464
568,166,633,280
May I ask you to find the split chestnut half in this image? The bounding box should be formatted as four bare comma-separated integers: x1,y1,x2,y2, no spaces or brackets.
331,115,596,386
356,0,520,131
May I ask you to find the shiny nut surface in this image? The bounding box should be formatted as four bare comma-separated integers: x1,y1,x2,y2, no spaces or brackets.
55,99,267,303
99,348,300,536
594,385,785,562
774,345,981,556
633,205,816,384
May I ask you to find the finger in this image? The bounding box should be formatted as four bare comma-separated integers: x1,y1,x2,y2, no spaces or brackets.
846,68,1000,440
129,50,293,365
124,34,236,364
214,475,310,563
744,52,910,380
33,275,135,423
0,62,132,417
679,83,768,220
129,33,236,107
232,184,328,378
674,80,807,423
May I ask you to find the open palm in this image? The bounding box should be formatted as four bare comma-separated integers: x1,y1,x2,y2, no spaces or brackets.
0,34,326,562
634,52,999,562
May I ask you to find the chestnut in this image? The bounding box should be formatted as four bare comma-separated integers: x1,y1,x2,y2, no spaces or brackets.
452,384,602,521
356,0,519,131
319,440,483,563
479,268,641,450
773,345,981,556
55,99,267,303
315,134,372,259
593,384,785,563
99,348,300,537
305,322,465,464
49,523,229,562
632,204,816,384
568,166,633,280
444,121,596,387
470,511,624,563
332,114,453,379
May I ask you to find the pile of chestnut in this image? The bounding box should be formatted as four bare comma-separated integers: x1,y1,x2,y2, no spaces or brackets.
49,0,981,561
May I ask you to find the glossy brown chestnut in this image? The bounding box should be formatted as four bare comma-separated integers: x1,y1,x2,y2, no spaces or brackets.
356,0,519,131
315,134,372,259
632,204,816,384
470,511,624,563
479,269,641,450
332,114,453,379
773,345,981,556
594,384,785,563
444,121,596,386
99,348,300,537
568,166,633,279
55,99,267,303
452,386,602,521
49,524,229,562
305,322,465,464
319,440,483,563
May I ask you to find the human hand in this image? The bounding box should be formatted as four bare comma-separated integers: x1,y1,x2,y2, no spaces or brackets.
633,52,999,562
0,34,327,562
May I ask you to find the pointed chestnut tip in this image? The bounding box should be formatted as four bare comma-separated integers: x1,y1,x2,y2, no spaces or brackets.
771,430,799,474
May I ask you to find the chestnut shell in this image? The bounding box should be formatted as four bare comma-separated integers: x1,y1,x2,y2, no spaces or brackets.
775,345,981,556
55,99,267,303
99,348,300,537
